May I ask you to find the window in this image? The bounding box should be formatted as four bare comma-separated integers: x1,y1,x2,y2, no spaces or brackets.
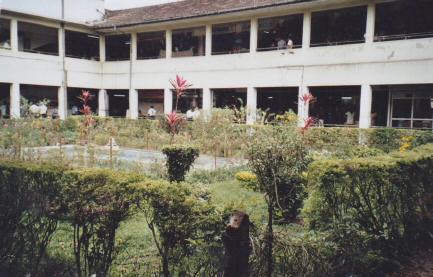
173,89,202,113
67,88,98,115
309,86,361,126
172,27,205,57
137,31,165,59
105,34,130,61
18,22,58,55
258,14,303,51
212,21,250,55
0,19,11,49
375,0,433,41
65,30,99,60
107,90,129,117
390,86,433,129
311,6,367,47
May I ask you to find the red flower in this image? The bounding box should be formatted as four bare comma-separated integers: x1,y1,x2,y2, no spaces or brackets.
301,116,315,133
170,75,192,98
165,111,183,134
299,92,315,105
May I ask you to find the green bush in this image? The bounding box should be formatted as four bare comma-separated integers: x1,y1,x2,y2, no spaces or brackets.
0,160,65,276
303,144,433,273
130,180,224,276
0,159,145,277
162,145,199,182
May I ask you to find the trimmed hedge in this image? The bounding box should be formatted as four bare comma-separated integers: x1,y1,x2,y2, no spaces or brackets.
303,143,433,250
0,160,145,276
162,145,199,182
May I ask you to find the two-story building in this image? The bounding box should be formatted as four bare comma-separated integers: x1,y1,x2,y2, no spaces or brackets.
0,0,432,129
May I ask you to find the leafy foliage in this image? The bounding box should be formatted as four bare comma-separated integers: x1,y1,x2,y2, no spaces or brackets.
162,145,199,182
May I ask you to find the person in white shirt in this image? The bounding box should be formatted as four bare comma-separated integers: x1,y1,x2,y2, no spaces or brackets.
39,103,48,118
147,106,157,119
29,104,40,117
345,111,355,125
186,108,194,121
71,105,79,115
0,101,7,118
277,38,286,49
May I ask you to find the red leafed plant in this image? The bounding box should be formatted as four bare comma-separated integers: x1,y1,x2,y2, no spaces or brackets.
299,92,316,105
170,75,192,111
78,90,95,143
301,116,315,134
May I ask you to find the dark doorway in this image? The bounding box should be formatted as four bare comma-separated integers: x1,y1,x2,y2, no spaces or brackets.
107,90,129,117
0,83,10,118
67,88,98,115
213,88,247,110
257,87,298,120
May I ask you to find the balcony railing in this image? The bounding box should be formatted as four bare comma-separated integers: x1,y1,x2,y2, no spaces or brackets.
374,31,433,42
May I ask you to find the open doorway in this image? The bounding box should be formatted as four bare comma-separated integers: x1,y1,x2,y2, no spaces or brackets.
0,83,10,118
138,89,164,118
107,90,129,117
257,87,298,121
67,88,98,116
309,86,361,127
212,88,247,110
173,89,203,114
20,84,58,118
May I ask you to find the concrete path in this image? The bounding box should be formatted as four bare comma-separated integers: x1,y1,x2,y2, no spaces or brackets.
24,145,247,170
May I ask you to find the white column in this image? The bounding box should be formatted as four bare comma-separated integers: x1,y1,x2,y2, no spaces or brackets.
99,35,106,62
164,88,173,114
129,89,138,119
58,86,67,119
365,3,376,44
202,87,212,112
131,33,137,60
298,86,309,127
98,89,108,117
246,87,257,125
10,83,20,119
250,18,258,52
58,27,65,58
302,12,311,49
205,24,212,56
11,19,18,52
166,30,172,59
359,85,373,128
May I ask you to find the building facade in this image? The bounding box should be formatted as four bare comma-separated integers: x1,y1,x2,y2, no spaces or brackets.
0,0,432,129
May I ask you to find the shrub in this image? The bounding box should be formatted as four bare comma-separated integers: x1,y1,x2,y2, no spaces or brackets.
162,145,199,182
0,160,65,276
303,144,433,272
130,180,224,277
62,169,143,277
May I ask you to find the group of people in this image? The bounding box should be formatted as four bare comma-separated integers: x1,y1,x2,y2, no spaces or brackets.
139,105,200,121
29,101,58,118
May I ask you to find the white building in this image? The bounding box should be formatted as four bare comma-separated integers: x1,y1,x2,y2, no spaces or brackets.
0,0,432,129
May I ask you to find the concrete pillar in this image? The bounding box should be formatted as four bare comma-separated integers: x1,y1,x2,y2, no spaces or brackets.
250,18,258,52
58,86,67,119
359,85,373,128
365,3,376,44
302,12,311,49
205,24,212,56
10,19,18,52
164,88,173,114
98,89,108,117
131,33,137,60
58,27,65,58
298,86,309,127
99,35,106,62
129,89,138,119
202,87,212,113
166,30,172,59
10,83,20,119
246,87,257,125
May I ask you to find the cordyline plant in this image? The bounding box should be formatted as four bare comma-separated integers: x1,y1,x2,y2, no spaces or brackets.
299,92,316,134
78,90,95,143
163,75,192,144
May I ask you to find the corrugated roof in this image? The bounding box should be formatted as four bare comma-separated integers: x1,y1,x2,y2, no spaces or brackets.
95,0,314,29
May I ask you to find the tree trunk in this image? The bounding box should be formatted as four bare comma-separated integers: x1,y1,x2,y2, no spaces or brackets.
223,211,251,277
162,255,170,277
267,203,274,277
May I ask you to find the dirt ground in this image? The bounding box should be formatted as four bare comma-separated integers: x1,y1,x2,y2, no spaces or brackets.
391,249,433,277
